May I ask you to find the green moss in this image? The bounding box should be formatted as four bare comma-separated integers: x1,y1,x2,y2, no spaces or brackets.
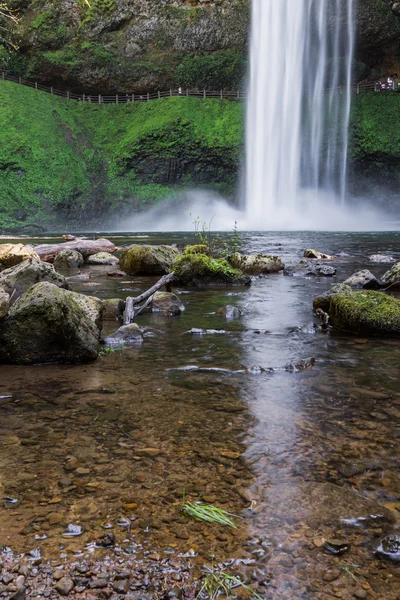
119,246,149,275
173,253,242,281
330,290,400,336
176,51,246,90
184,244,211,256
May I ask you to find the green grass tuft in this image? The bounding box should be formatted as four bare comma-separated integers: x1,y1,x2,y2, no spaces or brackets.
182,501,241,528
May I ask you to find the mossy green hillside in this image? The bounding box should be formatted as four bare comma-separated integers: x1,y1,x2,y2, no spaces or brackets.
0,80,244,229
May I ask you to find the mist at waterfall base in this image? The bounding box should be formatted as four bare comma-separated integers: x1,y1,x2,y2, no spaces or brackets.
121,0,398,233
120,189,399,233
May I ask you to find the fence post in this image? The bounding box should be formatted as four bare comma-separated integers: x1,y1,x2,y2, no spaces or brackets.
157,90,160,99
186,88,189,97
67,91,70,100
83,93,85,102
116,94,118,104
147,93,150,101
340,85,342,94
19,77,22,85
98,94,101,104
357,83,360,95
35,82,38,90
220,90,223,99
132,94,135,102
170,89,172,97
1,72,4,80
237,90,240,99
203,89,206,99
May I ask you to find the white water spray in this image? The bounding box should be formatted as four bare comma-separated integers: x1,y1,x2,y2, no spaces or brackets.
245,0,354,227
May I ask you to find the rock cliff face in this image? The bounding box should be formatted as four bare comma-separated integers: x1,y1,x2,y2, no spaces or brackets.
2,0,399,93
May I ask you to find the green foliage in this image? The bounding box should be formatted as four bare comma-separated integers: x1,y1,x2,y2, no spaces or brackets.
30,9,71,48
173,253,242,281
191,216,241,258
78,0,116,26
176,51,246,90
350,94,400,160
182,501,241,528
199,567,263,600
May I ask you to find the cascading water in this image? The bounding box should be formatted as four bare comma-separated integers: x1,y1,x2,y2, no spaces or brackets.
245,0,354,228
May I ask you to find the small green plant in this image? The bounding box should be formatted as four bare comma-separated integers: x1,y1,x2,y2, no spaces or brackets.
98,346,115,358
199,569,263,600
182,501,241,528
191,215,242,258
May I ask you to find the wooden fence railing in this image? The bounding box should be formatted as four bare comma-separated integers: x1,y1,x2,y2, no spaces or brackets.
1,72,398,104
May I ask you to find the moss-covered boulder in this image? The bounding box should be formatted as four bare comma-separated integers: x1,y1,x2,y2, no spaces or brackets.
313,284,352,313
328,290,400,336
0,244,39,269
0,287,10,320
229,252,284,275
381,261,400,289
86,252,119,266
0,282,102,364
173,253,251,287
120,245,180,276
0,258,69,302
151,292,185,316
54,250,84,269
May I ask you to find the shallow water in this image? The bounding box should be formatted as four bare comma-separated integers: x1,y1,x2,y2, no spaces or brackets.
1,231,400,599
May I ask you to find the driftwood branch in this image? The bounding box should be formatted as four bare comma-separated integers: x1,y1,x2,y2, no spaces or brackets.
123,273,175,324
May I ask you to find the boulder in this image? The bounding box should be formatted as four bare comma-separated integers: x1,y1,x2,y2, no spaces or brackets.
216,305,242,320
0,243,39,268
119,245,180,276
228,253,284,275
0,282,101,364
104,323,143,346
329,290,400,336
86,252,119,266
381,261,400,289
284,259,336,277
303,249,333,260
0,287,10,320
173,253,251,287
0,258,69,302
107,270,126,278
343,269,381,289
102,298,125,321
377,534,400,562
151,291,185,316
54,250,84,269
369,254,396,263
313,284,352,313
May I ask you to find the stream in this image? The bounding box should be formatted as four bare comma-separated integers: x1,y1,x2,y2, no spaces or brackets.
0,231,399,599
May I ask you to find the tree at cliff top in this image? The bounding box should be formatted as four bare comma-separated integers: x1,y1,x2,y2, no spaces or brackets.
0,1,18,50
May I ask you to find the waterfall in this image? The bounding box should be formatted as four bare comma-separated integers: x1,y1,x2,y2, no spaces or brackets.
245,0,354,228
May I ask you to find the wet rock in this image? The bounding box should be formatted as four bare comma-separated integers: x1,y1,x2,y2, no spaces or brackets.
376,534,400,561
262,482,394,527
55,576,74,596
86,252,119,266
381,261,400,289
369,254,396,263
323,539,351,555
0,286,10,320
329,290,400,336
285,358,315,372
107,270,126,278
313,284,352,313
284,259,336,277
343,270,381,289
228,252,285,275
354,590,368,599
151,291,185,316
89,578,109,589
120,245,180,276
96,532,115,547
54,250,84,269
322,568,341,582
0,243,39,269
216,305,241,320
102,298,125,321
112,579,130,593
10,588,26,600
62,524,84,537
0,282,101,364
104,323,143,346
337,459,382,478
303,249,333,259
47,512,63,525
0,258,69,302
